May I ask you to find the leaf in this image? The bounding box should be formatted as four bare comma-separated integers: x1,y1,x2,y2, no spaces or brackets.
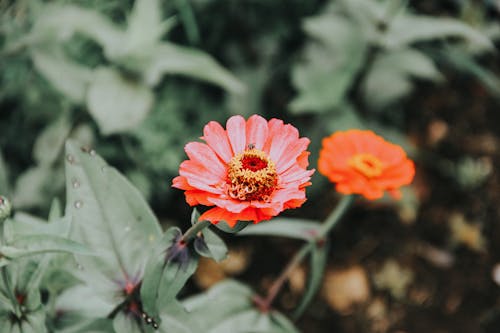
239,218,322,241
194,229,228,262
293,243,329,318
141,227,198,321
64,140,162,302
384,14,493,50
31,49,92,103
33,4,124,59
33,114,72,166
0,235,93,259
183,280,300,333
214,220,250,233
362,48,442,109
441,47,500,96
12,166,55,208
86,68,154,135
191,209,228,262
6,213,70,240
143,43,245,93
289,14,367,113
0,150,10,195
125,0,173,52
157,301,200,333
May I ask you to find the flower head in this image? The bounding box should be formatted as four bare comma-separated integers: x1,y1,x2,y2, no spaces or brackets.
173,115,314,227
318,130,415,200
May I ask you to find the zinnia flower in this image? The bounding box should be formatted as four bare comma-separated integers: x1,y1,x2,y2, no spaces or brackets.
173,115,314,227
318,130,415,200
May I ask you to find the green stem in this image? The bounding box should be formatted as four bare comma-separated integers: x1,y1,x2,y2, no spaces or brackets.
318,195,355,236
181,220,211,243
256,195,355,312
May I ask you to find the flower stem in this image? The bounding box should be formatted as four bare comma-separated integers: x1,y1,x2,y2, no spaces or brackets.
181,220,211,243
256,195,355,312
318,194,355,237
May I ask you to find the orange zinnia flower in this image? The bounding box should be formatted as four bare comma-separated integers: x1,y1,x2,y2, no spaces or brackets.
318,130,415,200
173,115,314,227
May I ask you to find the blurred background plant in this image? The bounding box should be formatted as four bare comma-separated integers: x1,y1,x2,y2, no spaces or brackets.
1,0,500,331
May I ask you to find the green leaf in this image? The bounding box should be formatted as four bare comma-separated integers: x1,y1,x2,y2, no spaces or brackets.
0,150,11,195
362,49,442,109
12,166,54,208
5,213,70,240
0,235,93,259
64,140,162,302
86,67,154,135
214,220,250,233
293,243,329,318
33,114,72,166
239,218,322,241
289,14,367,113
157,301,200,333
125,0,173,52
31,49,92,103
33,4,124,59
141,227,198,321
143,43,245,93
384,14,493,50
183,280,299,333
194,229,228,262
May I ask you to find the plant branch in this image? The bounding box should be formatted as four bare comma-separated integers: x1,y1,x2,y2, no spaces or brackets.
255,195,355,312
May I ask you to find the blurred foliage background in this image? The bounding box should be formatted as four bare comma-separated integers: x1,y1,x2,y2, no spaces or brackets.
1,0,500,332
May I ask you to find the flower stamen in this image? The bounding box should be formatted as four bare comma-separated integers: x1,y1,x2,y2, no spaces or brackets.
348,153,384,178
227,149,277,201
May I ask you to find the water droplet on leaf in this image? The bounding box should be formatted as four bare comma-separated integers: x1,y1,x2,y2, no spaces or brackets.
74,200,83,209
72,179,80,189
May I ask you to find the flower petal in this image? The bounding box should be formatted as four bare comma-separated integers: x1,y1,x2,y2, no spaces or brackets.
185,142,226,177
246,114,269,150
202,121,233,162
226,115,246,155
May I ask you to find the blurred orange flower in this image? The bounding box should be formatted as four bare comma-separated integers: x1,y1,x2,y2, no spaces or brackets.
173,115,314,227
318,130,415,200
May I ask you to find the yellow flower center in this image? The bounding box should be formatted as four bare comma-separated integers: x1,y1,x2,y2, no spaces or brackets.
348,153,384,178
227,148,277,201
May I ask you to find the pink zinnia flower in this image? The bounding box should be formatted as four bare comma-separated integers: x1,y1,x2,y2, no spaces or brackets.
173,115,314,227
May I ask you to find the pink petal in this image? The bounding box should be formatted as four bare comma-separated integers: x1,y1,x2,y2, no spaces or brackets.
202,121,233,162
179,161,223,194
276,137,310,173
268,124,300,166
185,142,226,177
207,197,250,213
226,115,246,155
246,115,268,150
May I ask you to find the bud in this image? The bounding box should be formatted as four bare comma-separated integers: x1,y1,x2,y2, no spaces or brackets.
0,196,12,222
